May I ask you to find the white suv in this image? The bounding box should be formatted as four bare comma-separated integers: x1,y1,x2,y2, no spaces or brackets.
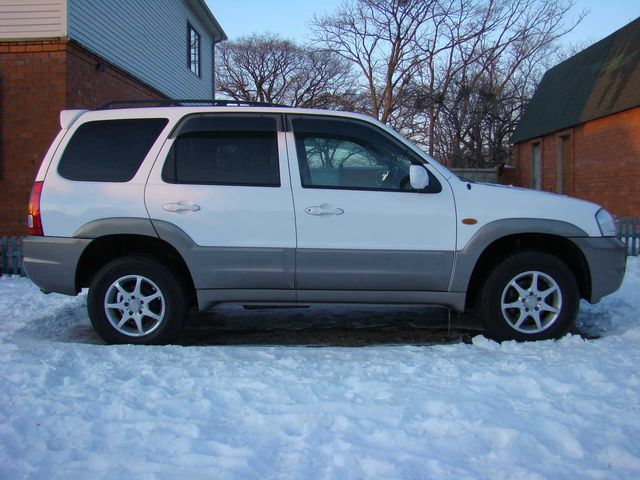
23,101,626,344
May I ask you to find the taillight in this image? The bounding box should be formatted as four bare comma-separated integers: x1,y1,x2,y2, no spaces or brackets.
27,181,44,236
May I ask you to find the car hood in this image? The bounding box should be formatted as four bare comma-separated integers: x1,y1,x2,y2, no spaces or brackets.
451,180,603,241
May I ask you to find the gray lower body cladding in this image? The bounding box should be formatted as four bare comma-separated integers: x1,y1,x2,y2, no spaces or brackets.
22,222,626,312
22,236,91,295
154,220,460,310
178,247,452,292
184,246,296,290
571,237,626,303
296,249,453,291
153,220,296,290
154,220,454,293
175,243,459,310
22,229,456,308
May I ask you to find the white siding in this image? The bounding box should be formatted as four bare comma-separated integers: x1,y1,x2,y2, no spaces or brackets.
0,0,66,39
67,0,217,99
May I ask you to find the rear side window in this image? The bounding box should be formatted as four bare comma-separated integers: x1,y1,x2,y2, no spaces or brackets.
162,116,280,187
58,118,168,182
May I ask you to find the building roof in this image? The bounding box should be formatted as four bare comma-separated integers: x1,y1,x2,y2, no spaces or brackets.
512,16,640,143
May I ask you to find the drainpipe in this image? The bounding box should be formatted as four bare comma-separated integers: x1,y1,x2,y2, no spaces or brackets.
212,37,222,100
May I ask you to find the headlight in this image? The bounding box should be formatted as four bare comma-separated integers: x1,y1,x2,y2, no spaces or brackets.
595,208,617,237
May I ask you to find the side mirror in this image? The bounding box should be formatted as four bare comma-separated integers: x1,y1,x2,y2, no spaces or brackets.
410,165,429,190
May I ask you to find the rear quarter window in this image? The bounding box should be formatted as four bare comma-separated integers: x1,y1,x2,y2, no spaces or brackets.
58,118,168,182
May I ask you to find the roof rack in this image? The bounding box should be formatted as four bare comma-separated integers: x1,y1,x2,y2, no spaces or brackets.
97,99,289,110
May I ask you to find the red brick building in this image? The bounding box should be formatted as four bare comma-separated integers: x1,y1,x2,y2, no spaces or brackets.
512,17,640,219
0,0,226,236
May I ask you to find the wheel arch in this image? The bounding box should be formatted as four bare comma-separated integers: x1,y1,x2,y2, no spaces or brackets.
462,233,591,310
451,219,592,310
75,234,197,307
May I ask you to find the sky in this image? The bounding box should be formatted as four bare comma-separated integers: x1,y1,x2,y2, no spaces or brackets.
207,0,640,47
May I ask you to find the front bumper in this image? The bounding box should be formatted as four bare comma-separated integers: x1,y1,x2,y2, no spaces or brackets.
22,236,91,296
571,237,626,303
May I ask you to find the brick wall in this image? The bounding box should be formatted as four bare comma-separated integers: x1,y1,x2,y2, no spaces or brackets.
514,106,640,218
0,40,66,237
572,108,640,217
0,39,165,236
65,40,164,110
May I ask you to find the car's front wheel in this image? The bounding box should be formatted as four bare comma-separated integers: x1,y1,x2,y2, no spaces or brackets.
479,251,579,341
87,256,187,344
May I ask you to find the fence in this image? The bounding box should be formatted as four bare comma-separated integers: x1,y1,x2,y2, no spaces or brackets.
450,167,499,184
617,216,639,257
1,236,25,276
1,221,639,276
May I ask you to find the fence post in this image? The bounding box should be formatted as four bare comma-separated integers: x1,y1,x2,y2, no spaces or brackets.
1,236,7,275
634,216,639,257
617,217,621,240
15,236,23,276
625,217,630,254
11,236,17,275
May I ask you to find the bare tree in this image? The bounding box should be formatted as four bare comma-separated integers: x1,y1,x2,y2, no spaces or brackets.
312,0,585,167
311,0,454,125
429,0,584,167
215,34,356,108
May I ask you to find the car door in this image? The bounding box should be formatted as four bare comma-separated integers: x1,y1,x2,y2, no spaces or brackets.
285,114,456,294
145,113,296,292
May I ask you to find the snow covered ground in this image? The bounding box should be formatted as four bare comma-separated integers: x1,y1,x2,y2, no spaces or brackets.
1,258,639,480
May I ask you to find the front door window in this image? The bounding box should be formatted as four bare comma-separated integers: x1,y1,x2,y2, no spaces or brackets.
291,116,440,193
532,142,541,190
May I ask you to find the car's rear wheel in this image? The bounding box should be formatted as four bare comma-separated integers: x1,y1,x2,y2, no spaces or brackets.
479,251,579,341
87,256,187,344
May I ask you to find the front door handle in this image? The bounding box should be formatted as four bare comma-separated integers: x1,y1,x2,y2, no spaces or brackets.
305,204,344,216
162,201,201,214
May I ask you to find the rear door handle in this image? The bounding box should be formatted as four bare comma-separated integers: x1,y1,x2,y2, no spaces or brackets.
305,204,344,216
162,201,201,214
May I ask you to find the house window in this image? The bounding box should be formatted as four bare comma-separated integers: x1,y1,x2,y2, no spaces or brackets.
531,142,541,190
188,23,201,77
557,134,572,195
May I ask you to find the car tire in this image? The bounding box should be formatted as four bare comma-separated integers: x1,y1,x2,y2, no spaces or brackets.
87,256,188,345
479,251,579,342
